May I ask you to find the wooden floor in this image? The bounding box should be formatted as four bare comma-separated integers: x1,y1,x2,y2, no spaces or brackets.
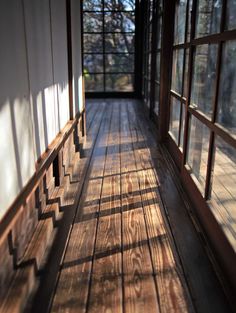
29,99,232,313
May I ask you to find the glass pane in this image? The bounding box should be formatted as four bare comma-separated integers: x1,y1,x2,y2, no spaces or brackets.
148,53,152,81
149,0,154,20
217,41,236,137
191,44,218,118
210,136,236,243
195,0,222,38
83,54,103,73
83,0,102,11
156,52,161,82
104,0,135,11
105,54,134,73
171,49,184,95
226,0,236,30
145,80,151,108
83,13,103,32
183,48,189,98
174,0,187,44
179,102,186,149
83,34,103,53
105,12,135,32
105,34,134,53
169,96,181,143
187,0,193,41
85,74,104,92
157,17,162,49
105,74,134,91
154,83,160,116
157,0,163,15
149,23,153,50
187,116,210,193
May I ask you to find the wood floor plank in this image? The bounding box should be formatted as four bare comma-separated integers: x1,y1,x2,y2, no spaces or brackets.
51,104,112,313
87,100,122,313
44,99,232,313
120,102,159,313
126,101,193,313
121,172,159,313
129,100,232,313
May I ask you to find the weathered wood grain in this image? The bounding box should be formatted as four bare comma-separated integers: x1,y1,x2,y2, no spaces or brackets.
120,101,159,313
130,100,232,313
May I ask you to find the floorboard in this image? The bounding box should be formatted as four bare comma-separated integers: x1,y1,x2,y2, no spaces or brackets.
29,99,232,313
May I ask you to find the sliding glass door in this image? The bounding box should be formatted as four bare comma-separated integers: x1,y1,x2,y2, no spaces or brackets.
168,0,236,251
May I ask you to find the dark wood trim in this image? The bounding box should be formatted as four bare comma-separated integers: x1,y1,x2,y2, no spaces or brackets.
85,91,137,98
149,0,158,119
204,0,227,200
134,0,143,97
166,131,236,295
166,134,183,170
182,0,197,166
158,0,175,142
191,29,236,45
83,9,135,13
181,166,236,294
66,0,74,119
204,44,223,199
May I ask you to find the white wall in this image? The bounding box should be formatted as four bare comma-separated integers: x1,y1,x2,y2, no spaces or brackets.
0,1,36,218
24,0,59,157
71,0,84,116
0,0,83,220
50,0,70,129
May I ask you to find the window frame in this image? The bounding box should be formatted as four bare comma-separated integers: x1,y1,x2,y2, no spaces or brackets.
82,0,141,96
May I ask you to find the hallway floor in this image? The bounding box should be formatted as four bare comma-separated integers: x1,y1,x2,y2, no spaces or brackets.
30,99,232,313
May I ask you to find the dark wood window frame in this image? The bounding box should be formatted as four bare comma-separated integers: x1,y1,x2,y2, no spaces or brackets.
82,0,142,97
159,0,236,291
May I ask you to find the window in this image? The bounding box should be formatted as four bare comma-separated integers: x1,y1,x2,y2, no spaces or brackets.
169,0,190,150
153,0,163,117
169,0,236,248
142,0,163,119
82,0,136,93
142,0,154,108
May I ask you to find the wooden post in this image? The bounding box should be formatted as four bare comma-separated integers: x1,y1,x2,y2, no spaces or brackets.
158,0,175,142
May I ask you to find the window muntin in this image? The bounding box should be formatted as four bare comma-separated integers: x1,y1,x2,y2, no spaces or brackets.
82,0,136,92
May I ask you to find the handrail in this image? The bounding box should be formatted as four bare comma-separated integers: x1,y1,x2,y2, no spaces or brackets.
0,109,84,243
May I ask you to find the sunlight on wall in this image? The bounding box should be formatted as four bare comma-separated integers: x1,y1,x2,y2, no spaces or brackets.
12,96,35,185
79,75,84,112
58,83,70,128
0,0,83,220
45,85,58,146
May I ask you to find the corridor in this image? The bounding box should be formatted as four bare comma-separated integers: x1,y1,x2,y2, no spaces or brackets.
1,1,236,312
27,99,231,313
